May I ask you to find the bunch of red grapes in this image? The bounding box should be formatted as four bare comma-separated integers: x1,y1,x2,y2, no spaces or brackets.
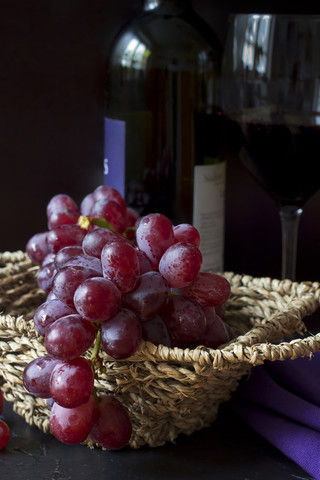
24,185,232,449
0,387,10,450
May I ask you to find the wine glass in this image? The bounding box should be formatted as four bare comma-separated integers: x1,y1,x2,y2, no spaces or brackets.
221,14,320,280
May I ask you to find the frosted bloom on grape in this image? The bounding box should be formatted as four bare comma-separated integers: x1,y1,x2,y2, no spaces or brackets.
159,242,202,288
136,213,174,268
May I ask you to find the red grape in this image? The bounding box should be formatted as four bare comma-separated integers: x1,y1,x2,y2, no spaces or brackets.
90,395,132,450
0,420,10,450
64,255,102,275
122,271,170,320
50,395,97,445
74,277,121,323
42,252,56,266
215,303,226,318
80,192,96,216
47,290,58,301
49,357,94,408
142,316,172,347
94,185,126,213
193,307,230,349
159,242,202,288
101,241,140,294
46,194,79,217
48,209,79,229
54,245,84,270
26,231,50,264
45,314,96,360
101,308,142,360
136,249,153,274
92,199,127,233
23,355,61,398
52,265,98,307
173,224,200,248
82,227,129,258
125,207,140,240
161,295,206,347
136,213,174,268
182,272,231,307
47,224,86,254
33,299,76,336
37,261,57,292
126,207,140,227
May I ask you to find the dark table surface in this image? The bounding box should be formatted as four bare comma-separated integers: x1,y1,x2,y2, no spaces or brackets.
0,399,314,480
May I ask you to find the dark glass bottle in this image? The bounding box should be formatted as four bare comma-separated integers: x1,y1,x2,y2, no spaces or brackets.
104,0,225,271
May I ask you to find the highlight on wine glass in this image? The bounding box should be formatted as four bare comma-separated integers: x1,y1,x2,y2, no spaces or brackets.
221,14,320,280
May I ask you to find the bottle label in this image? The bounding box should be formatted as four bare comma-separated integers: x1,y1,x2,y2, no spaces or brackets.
104,117,126,197
193,162,226,272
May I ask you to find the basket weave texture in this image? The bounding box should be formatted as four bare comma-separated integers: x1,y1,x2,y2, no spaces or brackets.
1,250,320,449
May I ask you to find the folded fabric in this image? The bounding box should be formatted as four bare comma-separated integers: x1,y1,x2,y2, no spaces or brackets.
230,352,320,479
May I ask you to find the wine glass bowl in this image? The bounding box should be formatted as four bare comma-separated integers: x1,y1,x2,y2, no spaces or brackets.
222,14,320,280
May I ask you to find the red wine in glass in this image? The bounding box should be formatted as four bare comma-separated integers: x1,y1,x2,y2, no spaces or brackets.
222,14,320,280
237,119,320,207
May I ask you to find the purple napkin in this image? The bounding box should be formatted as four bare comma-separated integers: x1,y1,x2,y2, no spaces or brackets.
230,352,320,479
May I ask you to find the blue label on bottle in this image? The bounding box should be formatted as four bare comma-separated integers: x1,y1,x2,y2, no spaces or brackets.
104,117,126,197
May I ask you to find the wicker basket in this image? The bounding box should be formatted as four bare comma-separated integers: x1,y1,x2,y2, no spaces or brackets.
1,250,320,449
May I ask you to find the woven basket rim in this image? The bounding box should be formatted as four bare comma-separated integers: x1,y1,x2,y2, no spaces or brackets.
1,252,320,369
1,250,320,362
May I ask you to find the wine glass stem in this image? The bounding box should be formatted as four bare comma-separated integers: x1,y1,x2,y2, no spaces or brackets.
279,205,303,281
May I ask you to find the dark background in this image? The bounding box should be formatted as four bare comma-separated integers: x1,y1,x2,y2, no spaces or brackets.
1,0,320,282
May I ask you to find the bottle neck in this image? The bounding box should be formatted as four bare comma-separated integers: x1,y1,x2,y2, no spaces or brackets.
142,0,192,12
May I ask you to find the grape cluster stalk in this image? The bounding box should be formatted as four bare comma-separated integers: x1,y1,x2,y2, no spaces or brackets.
24,184,232,449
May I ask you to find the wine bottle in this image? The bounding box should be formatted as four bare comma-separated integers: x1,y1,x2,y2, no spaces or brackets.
104,0,225,272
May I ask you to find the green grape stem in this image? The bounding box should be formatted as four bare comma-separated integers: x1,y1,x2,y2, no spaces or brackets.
90,330,101,365
78,215,136,239
78,216,117,232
